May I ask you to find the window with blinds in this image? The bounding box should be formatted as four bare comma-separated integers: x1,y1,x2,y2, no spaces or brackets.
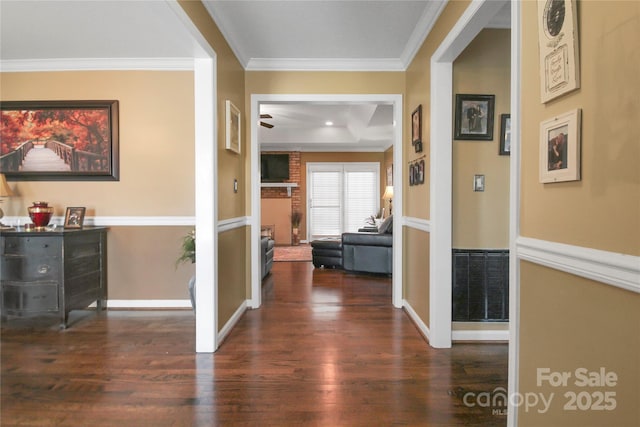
308,163,380,239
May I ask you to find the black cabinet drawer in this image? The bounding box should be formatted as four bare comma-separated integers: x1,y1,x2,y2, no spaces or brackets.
2,237,60,256
2,282,59,313
1,256,60,281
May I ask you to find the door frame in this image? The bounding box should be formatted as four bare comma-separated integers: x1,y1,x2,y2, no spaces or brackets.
250,94,404,309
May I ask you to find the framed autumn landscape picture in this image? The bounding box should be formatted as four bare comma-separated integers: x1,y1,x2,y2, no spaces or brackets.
0,100,119,180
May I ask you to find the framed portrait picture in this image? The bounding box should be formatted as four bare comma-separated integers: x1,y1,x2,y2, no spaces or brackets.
0,100,119,181
454,94,495,140
386,165,393,186
539,109,581,183
409,164,414,186
537,0,580,103
499,114,511,155
411,105,422,153
225,100,241,154
64,207,86,229
418,159,425,184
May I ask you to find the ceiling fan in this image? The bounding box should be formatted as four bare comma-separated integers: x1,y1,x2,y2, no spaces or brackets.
260,114,274,129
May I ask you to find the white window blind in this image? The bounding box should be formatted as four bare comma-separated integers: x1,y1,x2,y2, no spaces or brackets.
308,163,379,239
310,170,342,237
344,170,378,232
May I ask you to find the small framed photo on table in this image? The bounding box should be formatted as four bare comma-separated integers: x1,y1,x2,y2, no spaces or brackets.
64,207,86,229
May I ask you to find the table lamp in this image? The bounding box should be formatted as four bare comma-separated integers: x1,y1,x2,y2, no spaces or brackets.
382,185,394,216
0,173,15,227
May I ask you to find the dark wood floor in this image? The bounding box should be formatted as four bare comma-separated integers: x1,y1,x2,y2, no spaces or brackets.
1,262,507,426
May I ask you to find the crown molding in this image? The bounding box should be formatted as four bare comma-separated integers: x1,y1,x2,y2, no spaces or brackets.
245,57,405,72
0,58,195,72
400,0,448,68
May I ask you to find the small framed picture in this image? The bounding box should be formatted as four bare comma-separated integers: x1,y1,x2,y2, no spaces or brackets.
454,94,495,140
64,207,86,229
411,105,422,152
225,100,241,154
539,109,581,183
499,114,511,155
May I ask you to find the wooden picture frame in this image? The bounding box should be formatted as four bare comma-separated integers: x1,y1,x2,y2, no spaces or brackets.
225,100,241,154
411,105,423,153
454,94,495,140
0,100,119,181
499,114,511,155
539,109,581,183
64,207,86,229
537,0,580,103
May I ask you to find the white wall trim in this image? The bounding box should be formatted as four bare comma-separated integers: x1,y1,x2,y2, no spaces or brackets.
402,300,431,343
4,216,253,232
0,58,195,72
402,216,431,233
452,329,510,342
218,216,251,233
3,215,196,227
245,57,405,72
508,1,522,426
106,300,192,309
217,301,248,345
517,237,640,294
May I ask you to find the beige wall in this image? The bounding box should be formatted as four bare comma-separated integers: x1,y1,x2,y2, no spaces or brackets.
519,262,639,426
518,1,640,425
0,71,196,302
179,1,249,329
452,29,510,249
403,0,471,327
0,71,195,217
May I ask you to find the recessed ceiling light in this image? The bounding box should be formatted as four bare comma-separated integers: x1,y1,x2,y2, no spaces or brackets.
325,121,333,126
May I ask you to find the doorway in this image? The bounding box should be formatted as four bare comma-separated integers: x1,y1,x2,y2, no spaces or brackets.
250,94,404,309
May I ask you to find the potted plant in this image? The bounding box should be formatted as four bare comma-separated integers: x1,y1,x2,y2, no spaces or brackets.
290,210,302,246
176,229,196,310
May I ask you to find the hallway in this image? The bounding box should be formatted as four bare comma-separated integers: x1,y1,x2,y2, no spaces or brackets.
1,262,507,426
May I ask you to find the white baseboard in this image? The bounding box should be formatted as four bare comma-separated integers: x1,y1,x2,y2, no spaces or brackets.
452,329,509,341
218,300,248,344
402,300,431,343
105,299,192,309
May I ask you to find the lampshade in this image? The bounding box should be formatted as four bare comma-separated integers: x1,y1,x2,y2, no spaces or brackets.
0,174,14,197
382,185,394,200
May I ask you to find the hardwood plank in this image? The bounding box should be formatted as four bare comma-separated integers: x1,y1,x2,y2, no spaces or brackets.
1,262,507,426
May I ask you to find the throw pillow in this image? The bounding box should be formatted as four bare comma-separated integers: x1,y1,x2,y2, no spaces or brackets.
378,215,393,234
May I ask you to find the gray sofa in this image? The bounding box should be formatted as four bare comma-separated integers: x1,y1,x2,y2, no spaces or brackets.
261,237,275,279
312,215,393,275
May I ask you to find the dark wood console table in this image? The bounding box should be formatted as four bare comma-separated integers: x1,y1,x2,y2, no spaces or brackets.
0,227,108,329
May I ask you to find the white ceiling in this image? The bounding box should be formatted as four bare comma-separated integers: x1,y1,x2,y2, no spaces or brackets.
0,0,510,152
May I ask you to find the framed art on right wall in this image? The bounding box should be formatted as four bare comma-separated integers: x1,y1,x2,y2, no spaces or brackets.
537,0,580,103
539,109,581,183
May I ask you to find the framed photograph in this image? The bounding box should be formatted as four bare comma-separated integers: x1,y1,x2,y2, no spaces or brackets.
454,94,495,140
0,100,119,181
409,164,414,186
64,207,86,229
225,100,241,154
537,0,580,103
539,109,581,183
418,159,425,184
386,165,393,186
499,114,511,155
411,105,422,153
